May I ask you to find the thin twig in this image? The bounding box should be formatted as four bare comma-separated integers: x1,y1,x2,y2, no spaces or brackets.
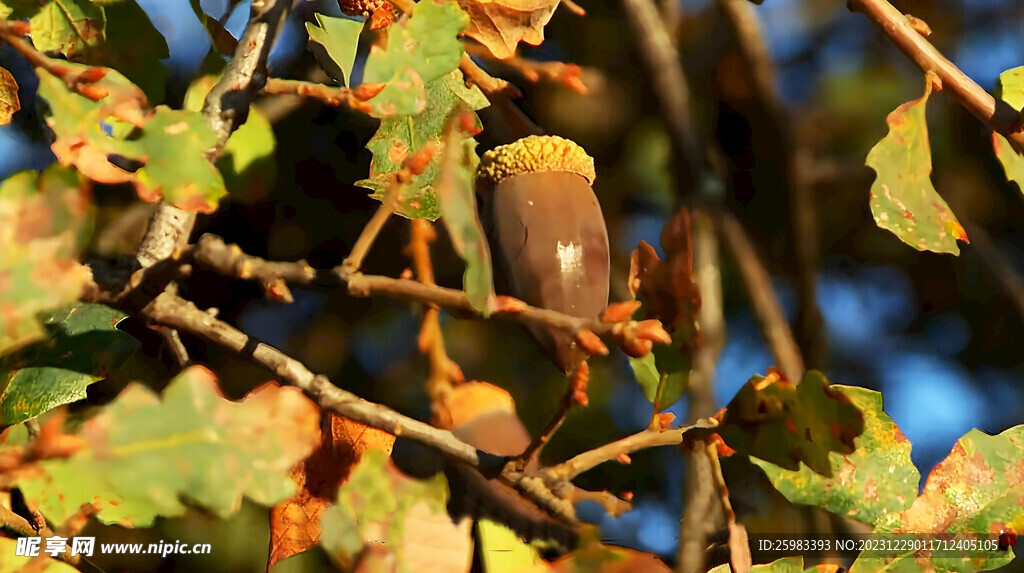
408,219,463,401
155,326,190,369
621,0,700,193
716,210,805,382
0,505,80,567
261,78,379,113
704,442,751,573
717,0,824,369
462,42,587,94
847,0,1024,152
460,53,522,99
540,419,716,483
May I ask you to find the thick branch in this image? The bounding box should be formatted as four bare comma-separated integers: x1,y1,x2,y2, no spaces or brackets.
848,0,1024,152
137,0,291,267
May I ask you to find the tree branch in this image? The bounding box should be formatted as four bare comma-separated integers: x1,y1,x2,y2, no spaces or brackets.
540,419,716,483
136,0,291,267
716,210,805,382
847,0,1024,152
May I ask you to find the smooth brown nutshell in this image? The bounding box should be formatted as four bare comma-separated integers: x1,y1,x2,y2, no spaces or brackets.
483,170,610,374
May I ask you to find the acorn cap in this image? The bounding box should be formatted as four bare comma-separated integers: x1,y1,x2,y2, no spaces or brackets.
476,135,596,192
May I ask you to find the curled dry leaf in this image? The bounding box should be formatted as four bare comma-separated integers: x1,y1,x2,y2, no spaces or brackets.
456,0,562,59
0,65,19,126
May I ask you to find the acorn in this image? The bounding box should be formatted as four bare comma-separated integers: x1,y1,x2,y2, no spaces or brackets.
476,135,610,375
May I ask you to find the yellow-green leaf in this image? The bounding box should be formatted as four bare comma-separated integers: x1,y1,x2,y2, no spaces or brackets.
866,78,967,255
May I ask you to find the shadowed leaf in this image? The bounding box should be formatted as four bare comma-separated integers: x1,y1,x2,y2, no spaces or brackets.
435,114,494,314
751,386,919,526
0,165,93,355
549,526,671,572
0,303,138,425
713,370,865,477
82,0,169,102
306,13,364,86
319,450,473,573
268,414,395,570
29,0,105,58
12,366,320,527
0,65,18,125
626,208,699,411
850,426,1024,573
866,77,967,255
358,70,487,220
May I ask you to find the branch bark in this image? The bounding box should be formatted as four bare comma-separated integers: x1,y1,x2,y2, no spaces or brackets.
847,0,1024,152
136,0,291,267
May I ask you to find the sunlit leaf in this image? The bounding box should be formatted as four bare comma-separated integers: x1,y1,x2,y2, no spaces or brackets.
455,0,560,59
0,165,93,355
358,70,487,220
362,0,468,118
849,426,1023,573
0,304,137,425
306,13,363,86
29,0,105,58
994,67,1024,193
709,557,806,573
478,520,552,573
711,370,865,477
0,65,18,125
549,525,671,572
319,450,473,573
0,538,79,573
12,366,320,527
866,78,967,255
751,386,919,525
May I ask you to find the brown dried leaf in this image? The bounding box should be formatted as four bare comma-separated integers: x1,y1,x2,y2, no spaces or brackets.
456,0,562,59
0,65,19,125
629,207,701,334
267,413,395,571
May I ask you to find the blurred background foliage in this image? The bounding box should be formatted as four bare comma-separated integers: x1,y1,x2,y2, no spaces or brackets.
3,0,1024,570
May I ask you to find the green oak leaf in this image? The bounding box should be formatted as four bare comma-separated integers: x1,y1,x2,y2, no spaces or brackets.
13,366,320,527
849,426,1023,573
128,107,228,213
29,0,105,58
994,67,1024,193
185,75,277,203
752,386,919,526
477,520,551,573
435,114,494,314
0,165,94,356
319,449,460,572
712,370,865,477
0,304,138,425
866,78,967,255
362,0,469,117
0,65,18,125
358,70,487,220
709,558,806,573
306,13,363,86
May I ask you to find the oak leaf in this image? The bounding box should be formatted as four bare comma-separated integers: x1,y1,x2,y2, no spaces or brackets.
267,413,395,571
456,0,561,59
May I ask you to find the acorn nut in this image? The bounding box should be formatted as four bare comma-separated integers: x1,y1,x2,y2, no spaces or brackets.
476,135,610,375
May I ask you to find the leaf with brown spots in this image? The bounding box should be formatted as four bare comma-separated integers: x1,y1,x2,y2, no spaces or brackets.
456,0,561,59
751,386,919,525
10,366,320,527
267,413,395,571
850,425,1024,573
0,165,93,355
0,65,19,125
319,450,473,573
867,75,968,255
357,70,488,220
705,370,865,477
